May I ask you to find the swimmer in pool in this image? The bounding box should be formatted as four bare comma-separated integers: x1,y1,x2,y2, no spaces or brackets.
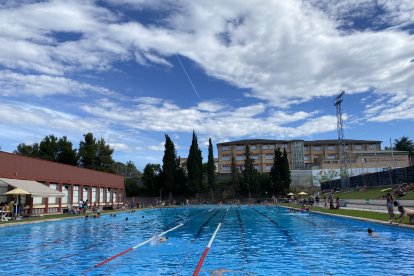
367,228,377,237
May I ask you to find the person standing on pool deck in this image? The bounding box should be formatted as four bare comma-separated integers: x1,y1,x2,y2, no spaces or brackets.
394,201,414,225
386,193,394,223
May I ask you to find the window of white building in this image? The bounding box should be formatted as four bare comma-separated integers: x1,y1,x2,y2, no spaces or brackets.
222,146,230,151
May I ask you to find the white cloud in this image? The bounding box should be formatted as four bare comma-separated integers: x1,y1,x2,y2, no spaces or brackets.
0,102,104,133
365,94,414,122
196,101,227,112
147,142,165,151
0,70,116,97
1,0,414,110
78,97,336,142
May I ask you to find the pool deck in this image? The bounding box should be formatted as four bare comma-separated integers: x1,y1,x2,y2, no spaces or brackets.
0,208,143,228
2,205,414,230
279,205,414,230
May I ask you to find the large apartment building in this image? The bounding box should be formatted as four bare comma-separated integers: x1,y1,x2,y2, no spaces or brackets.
217,139,410,174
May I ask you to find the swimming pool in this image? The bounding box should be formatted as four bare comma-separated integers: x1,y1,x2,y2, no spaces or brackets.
1,206,413,275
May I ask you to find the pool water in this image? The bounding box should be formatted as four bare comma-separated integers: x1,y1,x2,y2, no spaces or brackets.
1,206,414,275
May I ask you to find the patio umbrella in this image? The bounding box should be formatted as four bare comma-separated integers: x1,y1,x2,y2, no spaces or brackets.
298,191,308,202
287,192,295,196
4,187,30,217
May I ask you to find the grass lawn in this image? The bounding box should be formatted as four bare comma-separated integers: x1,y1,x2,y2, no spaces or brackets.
310,206,410,224
325,187,414,200
281,203,410,224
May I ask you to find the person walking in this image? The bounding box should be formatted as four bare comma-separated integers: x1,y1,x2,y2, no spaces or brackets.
386,193,394,223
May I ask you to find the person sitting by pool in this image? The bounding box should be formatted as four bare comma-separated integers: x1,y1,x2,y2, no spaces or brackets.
159,236,167,242
367,228,377,237
394,201,414,225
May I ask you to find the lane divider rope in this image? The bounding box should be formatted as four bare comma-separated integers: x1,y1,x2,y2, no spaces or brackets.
193,208,229,276
82,223,183,274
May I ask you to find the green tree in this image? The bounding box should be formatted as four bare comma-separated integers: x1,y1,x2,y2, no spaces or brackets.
394,136,414,157
270,148,284,194
15,143,40,157
78,133,97,169
96,138,115,172
313,169,339,186
207,138,216,201
56,136,78,165
174,159,188,196
242,145,257,198
281,148,291,192
125,178,140,197
142,163,162,196
230,155,240,198
39,134,59,161
187,131,203,194
162,134,178,198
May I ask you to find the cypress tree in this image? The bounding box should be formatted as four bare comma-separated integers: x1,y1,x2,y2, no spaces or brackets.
270,147,284,194
242,145,257,198
230,155,240,198
162,134,178,198
282,148,291,192
187,131,203,194
207,138,216,201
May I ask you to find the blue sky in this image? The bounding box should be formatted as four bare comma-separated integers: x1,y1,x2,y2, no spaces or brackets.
1,0,414,170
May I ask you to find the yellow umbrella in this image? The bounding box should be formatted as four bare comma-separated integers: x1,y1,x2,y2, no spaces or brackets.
298,191,308,195
4,187,30,217
287,192,295,196
4,187,30,196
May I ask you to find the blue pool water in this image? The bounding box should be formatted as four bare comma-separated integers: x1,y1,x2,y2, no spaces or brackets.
1,206,414,275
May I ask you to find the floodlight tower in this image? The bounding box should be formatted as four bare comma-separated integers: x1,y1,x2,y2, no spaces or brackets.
334,91,348,189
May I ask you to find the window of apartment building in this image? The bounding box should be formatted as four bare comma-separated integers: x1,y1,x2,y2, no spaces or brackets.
304,155,309,161
251,155,259,160
221,155,230,161
327,154,336,159
236,155,244,161
313,146,321,151
250,145,257,150
262,144,275,150
221,166,230,172
281,144,288,149
221,146,230,151
265,154,273,160
303,146,308,151
354,145,362,150
266,165,272,171
327,145,336,150
254,166,260,171
236,145,244,151
369,144,377,149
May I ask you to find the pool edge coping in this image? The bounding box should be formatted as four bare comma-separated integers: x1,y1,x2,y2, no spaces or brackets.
278,205,414,230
